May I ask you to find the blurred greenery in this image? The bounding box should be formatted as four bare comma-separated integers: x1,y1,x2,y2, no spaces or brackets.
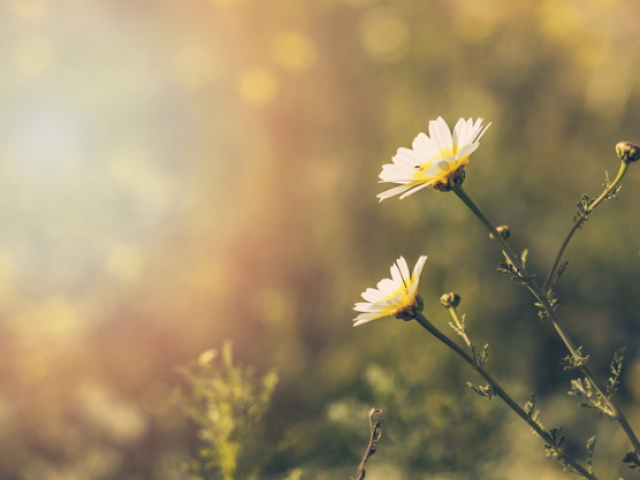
0,0,640,478
173,342,279,479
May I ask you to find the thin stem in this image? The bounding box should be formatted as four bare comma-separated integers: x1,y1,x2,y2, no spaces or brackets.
448,306,473,351
452,183,640,455
542,161,629,291
541,296,640,455
413,313,598,480
453,186,521,269
356,408,383,480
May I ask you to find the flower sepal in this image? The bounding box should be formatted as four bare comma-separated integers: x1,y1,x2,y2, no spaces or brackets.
395,294,424,321
432,166,466,192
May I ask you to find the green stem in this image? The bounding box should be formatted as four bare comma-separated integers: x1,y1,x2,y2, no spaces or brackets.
542,161,629,291
454,186,521,269
413,312,598,480
448,306,473,351
452,182,640,456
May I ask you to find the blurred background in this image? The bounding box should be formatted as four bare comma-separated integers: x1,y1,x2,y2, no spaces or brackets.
1,0,640,478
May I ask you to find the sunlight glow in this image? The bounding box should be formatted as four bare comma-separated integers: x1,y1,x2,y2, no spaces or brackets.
6,102,86,174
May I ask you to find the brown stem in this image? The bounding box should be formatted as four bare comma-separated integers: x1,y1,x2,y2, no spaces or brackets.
356,408,383,480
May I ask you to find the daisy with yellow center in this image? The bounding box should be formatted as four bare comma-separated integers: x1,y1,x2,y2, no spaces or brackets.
377,117,491,201
353,255,428,327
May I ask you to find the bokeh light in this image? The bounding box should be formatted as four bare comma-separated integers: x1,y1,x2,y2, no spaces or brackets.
0,0,639,478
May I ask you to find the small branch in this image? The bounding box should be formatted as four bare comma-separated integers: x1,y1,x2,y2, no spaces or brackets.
448,306,473,351
542,161,629,291
355,408,383,480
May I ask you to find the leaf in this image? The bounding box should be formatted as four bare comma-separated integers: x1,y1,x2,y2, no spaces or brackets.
586,436,596,473
521,249,529,269
607,347,627,395
547,261,569,292
524,395,536,417
466,382,495,398
623,450,640,470
568,377,615,418
560,346,590,371
573,194,591,225
472,343,490,367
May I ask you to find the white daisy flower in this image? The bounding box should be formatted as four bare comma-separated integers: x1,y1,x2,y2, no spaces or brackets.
378,117,491,201
353,255,428,327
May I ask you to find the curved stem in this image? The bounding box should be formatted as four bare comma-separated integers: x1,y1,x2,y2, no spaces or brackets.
356,408,383,480
542,161,629,291
413,313,598,480
452,183,640,455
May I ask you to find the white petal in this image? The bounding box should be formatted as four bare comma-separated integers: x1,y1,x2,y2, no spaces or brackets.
377,184,414,201
376,278,398,296
353,312,383,326
362,288,384,302
455,143,479,160
451,118,468,146
476,121,491,142
390,262,403,285
393,147,423,166
379,164,415,182
396,257,410,282
398,182,433,199
420,161,447,177
429,117,453,153
412,255,428,282
411,132,432,156
354,302,386,313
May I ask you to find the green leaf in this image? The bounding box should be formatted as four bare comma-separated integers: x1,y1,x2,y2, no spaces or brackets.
623,450,640,470
521,249,529,269
547,261,569,293
466,382,495,398
568,377,615,418
607,347,627,395
560,346,590,371
573,194,591,226
524,395,535,417
586,436,596,474
471,343,489,367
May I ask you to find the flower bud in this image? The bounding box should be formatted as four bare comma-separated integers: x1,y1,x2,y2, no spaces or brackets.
489,225,510,241
395,294,424,321
616,141,640,163
440,292,460,308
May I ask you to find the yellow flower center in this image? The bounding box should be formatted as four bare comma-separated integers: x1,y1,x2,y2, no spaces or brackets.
412,156,469,183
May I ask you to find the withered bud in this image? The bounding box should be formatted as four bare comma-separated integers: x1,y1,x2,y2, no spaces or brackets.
440,292,461,308
616,141,640,163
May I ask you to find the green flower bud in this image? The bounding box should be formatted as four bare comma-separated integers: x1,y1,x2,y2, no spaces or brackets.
395,294,424,321
489,225,510,241
616,141,640,163
440,292,460,308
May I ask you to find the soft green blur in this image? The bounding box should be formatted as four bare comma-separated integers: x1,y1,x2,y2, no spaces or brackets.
1,0,640,478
